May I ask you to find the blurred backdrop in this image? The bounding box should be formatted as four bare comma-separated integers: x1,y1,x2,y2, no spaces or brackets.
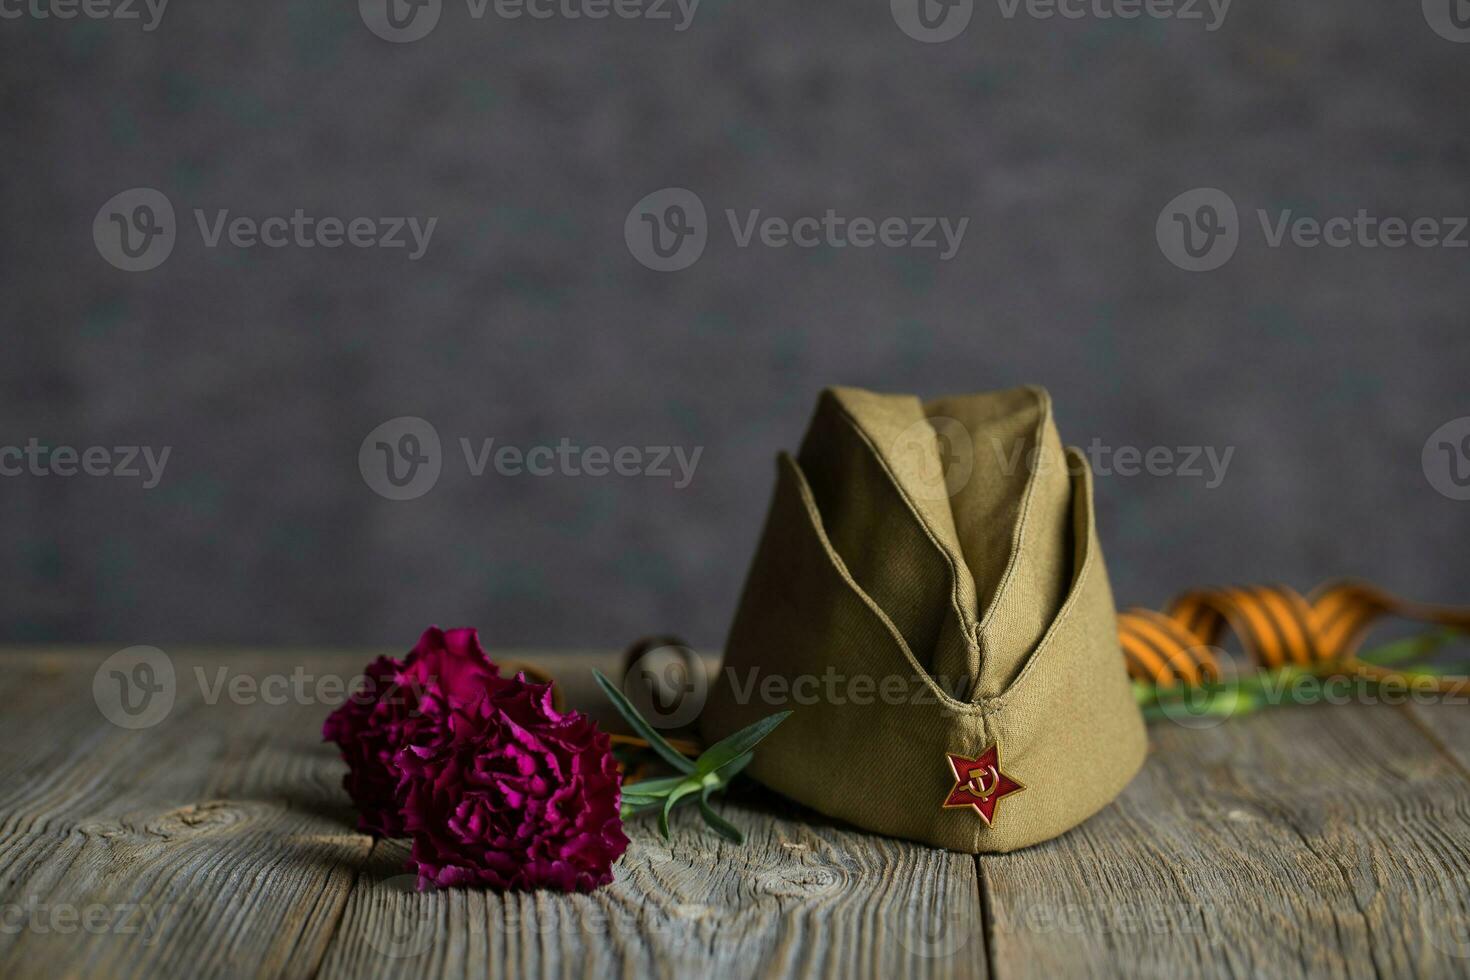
3,0,1468,650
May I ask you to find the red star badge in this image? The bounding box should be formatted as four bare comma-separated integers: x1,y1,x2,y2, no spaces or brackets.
942,744,1024,826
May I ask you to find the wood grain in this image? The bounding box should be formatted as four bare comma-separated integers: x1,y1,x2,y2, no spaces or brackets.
979,703,1470,979
0,649,372,980
0,648,1467,979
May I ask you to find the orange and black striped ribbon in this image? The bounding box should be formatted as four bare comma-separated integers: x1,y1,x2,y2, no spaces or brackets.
1118,581,1470,693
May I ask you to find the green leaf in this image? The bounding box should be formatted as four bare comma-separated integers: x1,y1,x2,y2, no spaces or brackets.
705,750,754,787
621,799,664,818
624,781,706,823
620,790,669,807
698,789,744,845
1357,628,1462,667
1397,665,1449,679
694,710,792,776
658,779,703,838
622,774,689,797
593,669,695,774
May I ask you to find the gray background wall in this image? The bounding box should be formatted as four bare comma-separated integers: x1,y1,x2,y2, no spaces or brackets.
3,0,1468,650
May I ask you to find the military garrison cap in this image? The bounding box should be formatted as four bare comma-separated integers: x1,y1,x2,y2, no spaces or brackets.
701,386,1147,852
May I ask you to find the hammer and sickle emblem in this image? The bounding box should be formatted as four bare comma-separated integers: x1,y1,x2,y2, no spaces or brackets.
943,746,1022,823
964,765,1000,801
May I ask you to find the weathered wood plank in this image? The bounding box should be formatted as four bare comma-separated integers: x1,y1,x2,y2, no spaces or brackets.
978,703,1470,979
1405,700,1470,778
317,651,986,980
0,649,985,980
3,649,1469,979
317,792,985,980
0,649,374,980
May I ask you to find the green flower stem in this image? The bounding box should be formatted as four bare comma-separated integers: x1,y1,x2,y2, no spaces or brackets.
1133,628,1467,721
596,666,791,843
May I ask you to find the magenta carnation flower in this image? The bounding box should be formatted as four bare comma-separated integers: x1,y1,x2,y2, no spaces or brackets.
323,627,503,837
394,674,629,892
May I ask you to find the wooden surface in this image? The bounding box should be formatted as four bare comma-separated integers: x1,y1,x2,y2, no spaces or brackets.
2,648,1469,979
